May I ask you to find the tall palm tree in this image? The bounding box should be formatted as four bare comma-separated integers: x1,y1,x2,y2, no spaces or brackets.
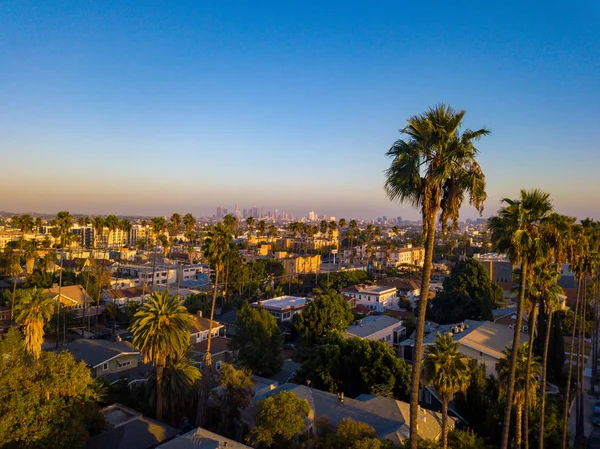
23,243,38,276
536,269,564,449
150,217,167,291
422,333,471,449
149,345,200,426
129,290,193,421
14,287,55,359
246,216,255,241
348,219,358,264
197,223,234,426
9,255,22,322
384,104,489,449
337,218,346,271
499,344,541,449
257,219,266,243
488,189,553,449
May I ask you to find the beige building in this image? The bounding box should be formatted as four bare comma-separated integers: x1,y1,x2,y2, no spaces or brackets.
63,339,141,379
283,254,321,274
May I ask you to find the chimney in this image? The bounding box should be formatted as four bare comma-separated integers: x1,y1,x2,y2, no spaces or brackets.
197,310,202,318
116,335,122,342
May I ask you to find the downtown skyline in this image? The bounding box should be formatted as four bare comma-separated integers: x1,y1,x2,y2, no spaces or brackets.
1,1,599,220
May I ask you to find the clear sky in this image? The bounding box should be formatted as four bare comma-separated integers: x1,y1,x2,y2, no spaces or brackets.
1,1,599,220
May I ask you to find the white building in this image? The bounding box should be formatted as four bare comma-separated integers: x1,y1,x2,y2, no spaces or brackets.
345,315,404,347
254,296,308,322
341,284,397,313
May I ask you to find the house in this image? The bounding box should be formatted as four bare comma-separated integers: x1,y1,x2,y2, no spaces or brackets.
191,336,233,374
399,319,528,376
44,284,102,318
376,278,421,308
253,296,308,322
62,339,141,379
249,384,453,444
0,306,12,333
189,311,224,344
345,315,404,347
341,284,397,313
88,403,179,449
102,286,149,306
492,307,530,332
157,427,251,448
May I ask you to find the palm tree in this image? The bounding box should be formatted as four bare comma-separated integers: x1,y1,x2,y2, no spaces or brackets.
536,269,564,449
150,217,167,291
268,224,277,247
384,104,489,449
56,211,74,248
23,243,38,276
246,216,255,241
348,219,358,264
14,287,55,359
129,290,193,421
149,345,200,426
257,219,266,243
488,189,553,449
337,218,346,271
197,223,234,426
499,344,541,449
9,255,22,322
422,333,471,449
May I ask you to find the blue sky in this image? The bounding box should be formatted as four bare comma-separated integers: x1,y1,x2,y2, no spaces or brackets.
1,1,599,220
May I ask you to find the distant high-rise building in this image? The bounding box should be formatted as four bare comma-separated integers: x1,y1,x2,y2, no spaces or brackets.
216,207,223,219
223,208,228,216
397,216,402,224
235,204,241,218
382,216,387,222
252,206,259,218
308,211,316,221
243,208,248,219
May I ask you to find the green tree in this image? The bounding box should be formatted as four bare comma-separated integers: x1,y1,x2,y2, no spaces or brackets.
298,334,411,399
488,189,553,449
250,390,310,448
232,302,283,376
447,429,491,449
422,333,471,449
295,292,353,347
0,328,104,448
14,287,55,359
335,418,382,449
213,363,253,438
129,290,193,421
384,104,489,449
429,258,503,324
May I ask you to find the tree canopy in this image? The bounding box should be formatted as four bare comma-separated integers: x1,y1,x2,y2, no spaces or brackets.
295,292,354,347
0,329,104,448
250,390,310,448
428,258,504,324
231,302,283,376
298,334,411,399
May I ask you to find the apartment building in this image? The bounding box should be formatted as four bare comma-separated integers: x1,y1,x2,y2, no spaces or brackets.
341,284,397,313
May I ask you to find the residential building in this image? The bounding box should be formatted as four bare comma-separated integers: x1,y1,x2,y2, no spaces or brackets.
345,315,404,347
0,306,11,333
399,319,528,376
63,339,141,379
341,284,397,313
376,278,421,308
191,336,232,374
474,253,514,287
492,307,530,332
44,284,102,318
189,311,223,344
89,404,179,449
158,427,251,449
253,296,308,322
102,286,150,306
282,254,321,274
248,384,453,444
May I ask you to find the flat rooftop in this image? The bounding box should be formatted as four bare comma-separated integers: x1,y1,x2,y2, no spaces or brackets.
343,284,397,294
346,315,402,338
256,296,307,311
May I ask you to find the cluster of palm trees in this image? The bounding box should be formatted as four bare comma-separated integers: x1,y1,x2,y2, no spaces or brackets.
384,103,600,449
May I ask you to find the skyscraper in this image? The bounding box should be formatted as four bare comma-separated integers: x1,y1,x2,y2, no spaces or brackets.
216,207,223,219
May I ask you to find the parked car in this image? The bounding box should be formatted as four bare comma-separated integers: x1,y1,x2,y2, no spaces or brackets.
89,331,111,340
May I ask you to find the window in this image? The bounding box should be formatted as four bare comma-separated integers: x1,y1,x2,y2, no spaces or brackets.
102,362,108,371
425,390,432,404
216,361,222,371
386,335,391,341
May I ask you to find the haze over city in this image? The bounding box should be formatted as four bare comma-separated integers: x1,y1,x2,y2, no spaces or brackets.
1,1,599,220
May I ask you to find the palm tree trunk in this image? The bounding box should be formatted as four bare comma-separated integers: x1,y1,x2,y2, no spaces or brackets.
441,398,449,449
409,220,436,449
11,271,17,323
592,269,600,394
562,275,582,449
156,364,164,421
500,257,529,449
523,296,538,449
151,237,158,292
516,403,523,449
576,278,587,445
197,267,220,427
538,309,553,449
55,250,64,349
